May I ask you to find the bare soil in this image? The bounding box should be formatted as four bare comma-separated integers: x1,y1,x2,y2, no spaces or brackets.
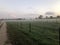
0,23,12,45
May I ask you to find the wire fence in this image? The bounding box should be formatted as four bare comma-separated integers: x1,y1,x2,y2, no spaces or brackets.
7,20,60,45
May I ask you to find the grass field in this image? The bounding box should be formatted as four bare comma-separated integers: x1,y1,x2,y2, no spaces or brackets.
7,20,59,45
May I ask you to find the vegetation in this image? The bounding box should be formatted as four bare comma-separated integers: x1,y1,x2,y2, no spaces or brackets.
7,21,59,45
0,22,3,28
38,15,43,19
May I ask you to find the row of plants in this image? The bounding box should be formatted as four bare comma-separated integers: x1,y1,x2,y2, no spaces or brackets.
7,21,59,45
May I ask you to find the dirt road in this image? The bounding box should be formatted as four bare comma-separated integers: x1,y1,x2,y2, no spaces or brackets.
0,23,7,45
0,21,12,45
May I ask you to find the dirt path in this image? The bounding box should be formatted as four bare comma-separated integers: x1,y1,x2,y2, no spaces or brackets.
0,22,12,45
0,23,7,45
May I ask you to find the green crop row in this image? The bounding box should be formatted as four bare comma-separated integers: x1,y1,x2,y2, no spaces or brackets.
7,21,59,45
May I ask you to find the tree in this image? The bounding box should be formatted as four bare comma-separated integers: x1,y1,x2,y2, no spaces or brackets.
57,15,60,18
38,15,43,19
46,16,48,19
50,16,53,19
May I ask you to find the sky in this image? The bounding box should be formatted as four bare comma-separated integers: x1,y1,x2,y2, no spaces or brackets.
0,0,60,19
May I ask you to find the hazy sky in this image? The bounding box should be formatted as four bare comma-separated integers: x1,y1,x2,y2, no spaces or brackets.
0,0,60,18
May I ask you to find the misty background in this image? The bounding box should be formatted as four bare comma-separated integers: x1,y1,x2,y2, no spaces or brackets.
0,0,60,19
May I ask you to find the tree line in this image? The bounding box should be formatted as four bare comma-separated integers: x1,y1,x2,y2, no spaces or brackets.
36,15,60,19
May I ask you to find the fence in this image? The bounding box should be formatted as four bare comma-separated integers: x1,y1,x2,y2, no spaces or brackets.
7,21,59,45
16,22,59,33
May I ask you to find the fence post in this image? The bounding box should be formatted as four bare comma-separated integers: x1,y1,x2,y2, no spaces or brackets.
20,22,23,29
29,23,31,32
17,22,18,28
15,22,18,28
